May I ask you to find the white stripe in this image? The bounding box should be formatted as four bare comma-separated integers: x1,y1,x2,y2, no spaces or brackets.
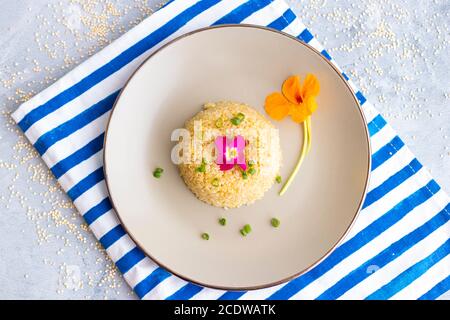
106,234,136,263
190,288,225,300
339,217,450,299
391,253,450,300
238,283,285,300
370,125,396,154
361,102,378,123
241,0,289,25
290,190,449,300
307,38,323,53
368,146,415,192
58,151,103,192
41,111,110,168
11,0,199,123
123,257,159,289
88,210,120,239
282,17,306,37
347,80,359,97
73,180,108,214
141,275,187,300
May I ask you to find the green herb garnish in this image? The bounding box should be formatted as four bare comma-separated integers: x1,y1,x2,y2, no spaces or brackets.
196,158,207,173
219,218,226,226
248,168,256,175
201,233,210,240
271,218,280,228
211,178,220,187
230,117,241,126
153,167,164,178
275,175,282,184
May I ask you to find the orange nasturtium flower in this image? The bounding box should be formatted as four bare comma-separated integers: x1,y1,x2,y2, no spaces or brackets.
265,74,320,196
265,74,320,123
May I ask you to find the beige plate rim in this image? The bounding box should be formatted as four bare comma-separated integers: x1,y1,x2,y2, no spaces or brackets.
103,24,372,291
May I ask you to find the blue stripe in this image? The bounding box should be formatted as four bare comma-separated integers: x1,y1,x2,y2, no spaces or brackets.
99,224,126,249
298,28,313,43
166,283,204,300
67,167,104,201
17,0,221,132
267,180,440,300
33,92,118,155
267,8,296,30
115,247,146,274
371,136,404,171
367,114,387,137
363,159,422,209
321,49,332,61
366,238,450,300
51,133,104,179
356,91,367,105
213,0,273,25
134,267,172,299
83,197,112,225
317,204,450,299
418,274,450,300
342,72,349,81
219,291,246,300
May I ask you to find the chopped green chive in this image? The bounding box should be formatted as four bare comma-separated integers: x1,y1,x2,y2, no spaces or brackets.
153,167,164,178
248,168,256,175
230,117,241,126
248,160,255,167
275,175,282,184
215,118,223,128
242,171,248,179
219,218,226,226
196,159,206,173
271,218,280,228
236,113,245,121
240,224,252,237
201,233,209,240
211,178,220,187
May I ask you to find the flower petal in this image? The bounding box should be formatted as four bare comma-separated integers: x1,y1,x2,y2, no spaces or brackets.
301,74,320,99
282,75,302,104
305,96,318,113
265,92,292,121
289,102,311,123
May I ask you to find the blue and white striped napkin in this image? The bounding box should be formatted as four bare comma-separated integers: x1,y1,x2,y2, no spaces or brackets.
12,0,450,300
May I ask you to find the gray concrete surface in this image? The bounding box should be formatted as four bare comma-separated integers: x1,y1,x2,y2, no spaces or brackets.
0,0,448,299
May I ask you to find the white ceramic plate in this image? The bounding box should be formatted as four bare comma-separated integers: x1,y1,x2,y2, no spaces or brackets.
104,25,370,290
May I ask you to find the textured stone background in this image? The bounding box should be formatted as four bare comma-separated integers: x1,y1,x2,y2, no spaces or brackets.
0,0,448,299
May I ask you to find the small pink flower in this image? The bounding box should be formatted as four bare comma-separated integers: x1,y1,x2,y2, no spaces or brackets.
215,135,247,171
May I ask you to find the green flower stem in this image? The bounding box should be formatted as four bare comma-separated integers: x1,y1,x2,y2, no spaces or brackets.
279,116,311,196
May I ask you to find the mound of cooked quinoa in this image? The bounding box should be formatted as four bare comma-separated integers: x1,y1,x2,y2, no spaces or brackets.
178,101,282,208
